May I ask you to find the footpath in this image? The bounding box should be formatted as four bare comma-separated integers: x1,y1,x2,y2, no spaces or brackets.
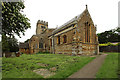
68,54,107,78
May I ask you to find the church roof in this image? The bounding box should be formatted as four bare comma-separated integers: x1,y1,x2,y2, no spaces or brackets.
52,7,87,34
19,42,29,49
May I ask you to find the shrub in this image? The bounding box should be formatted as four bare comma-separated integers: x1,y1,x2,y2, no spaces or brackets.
99,42,119,46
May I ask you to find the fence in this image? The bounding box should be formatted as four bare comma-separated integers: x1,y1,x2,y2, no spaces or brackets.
99,45,120,52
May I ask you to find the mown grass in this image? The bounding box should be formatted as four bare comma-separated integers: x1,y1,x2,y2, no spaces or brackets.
0,57,2,80
96,52,119,78
2,53,95,78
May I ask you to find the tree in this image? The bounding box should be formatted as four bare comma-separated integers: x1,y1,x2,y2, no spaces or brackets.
2,34,19,52
97,27,120,43
115,27,120,33
2,1,31,52
2,1,31,37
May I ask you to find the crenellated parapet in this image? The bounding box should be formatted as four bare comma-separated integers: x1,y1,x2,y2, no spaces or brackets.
36,20,48,35
37,20,48,26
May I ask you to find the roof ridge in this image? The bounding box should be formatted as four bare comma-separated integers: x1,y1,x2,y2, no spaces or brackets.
52,8,87,33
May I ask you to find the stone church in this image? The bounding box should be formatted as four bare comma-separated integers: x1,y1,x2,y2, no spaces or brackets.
19,20,55,54
19,5,99,55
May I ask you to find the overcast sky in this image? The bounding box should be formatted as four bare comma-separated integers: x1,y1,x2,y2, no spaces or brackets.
16,0,120,42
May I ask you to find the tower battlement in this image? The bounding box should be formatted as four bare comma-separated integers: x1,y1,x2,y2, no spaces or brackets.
37,20,48,26
36,20,48,35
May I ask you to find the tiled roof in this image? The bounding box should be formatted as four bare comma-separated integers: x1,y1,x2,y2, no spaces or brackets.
52,9,86,34
19,42,29,49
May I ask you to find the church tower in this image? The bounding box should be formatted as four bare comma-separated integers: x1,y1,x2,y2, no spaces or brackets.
36,20,48,35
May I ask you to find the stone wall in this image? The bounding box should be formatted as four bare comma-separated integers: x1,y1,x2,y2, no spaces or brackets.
81,43,97,55
49,8,99,55
28,26,55,54
19,49,30,54
36,20,48,35
20,7,99,55
53,28,74,55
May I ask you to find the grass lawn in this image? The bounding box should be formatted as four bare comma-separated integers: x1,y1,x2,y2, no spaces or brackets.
2,53,95,78
0,57,2,80
96,52,119,78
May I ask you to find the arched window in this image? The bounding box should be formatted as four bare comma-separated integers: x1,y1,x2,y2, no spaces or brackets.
39,38,43,48
85,22,90,43
63,35,67,43
57,36,60,44
39,43,43,48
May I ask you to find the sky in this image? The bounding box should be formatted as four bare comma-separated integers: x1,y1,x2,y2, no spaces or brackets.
16,0,120,42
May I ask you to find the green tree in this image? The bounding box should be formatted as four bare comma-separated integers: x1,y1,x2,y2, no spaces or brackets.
97,28,120,43
2,35,19,52
2,1,31,52
2,1,30,37
115,27,120,33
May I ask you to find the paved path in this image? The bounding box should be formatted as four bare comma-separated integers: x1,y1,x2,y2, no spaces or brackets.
68,54,107,78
